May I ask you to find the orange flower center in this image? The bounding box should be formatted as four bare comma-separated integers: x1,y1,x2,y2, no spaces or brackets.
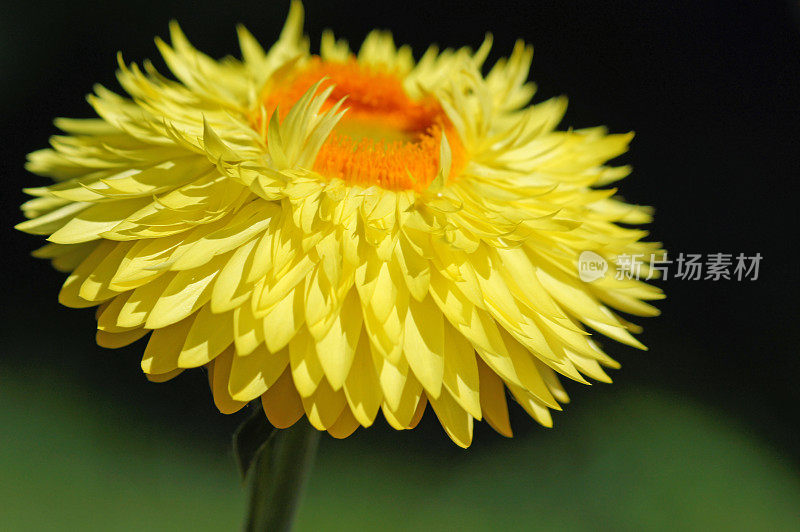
258,58,465,191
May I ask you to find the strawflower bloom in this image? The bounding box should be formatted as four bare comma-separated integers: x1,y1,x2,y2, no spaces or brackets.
16,2,663,448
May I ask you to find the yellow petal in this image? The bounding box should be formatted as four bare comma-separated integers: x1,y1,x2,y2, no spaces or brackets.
326,407,360,439
210,347,248,414
301,378,346,430
343,330,383,427
403,295,444,398
146,368,184,383
48,198,150,244
59,240,117,308
261,368,304,429
429,388,473,448
407,394,428,430
117,272,177,328
507,383,553,428
380,373,422,429
179,305,234,368
141,313,196,375
146,255,225,329
97,292,135,333
314,290,360,390
499,329,560,409
233,302,265,356
371,346,408,411
78,241,134,302
289,328,324,397
477,359,512,437
210,237,258,313
263,284,305,353
442,321,481,419
96,328,148,349
228,345,289,402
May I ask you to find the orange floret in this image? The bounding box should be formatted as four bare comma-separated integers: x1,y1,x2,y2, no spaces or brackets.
258,57,465,191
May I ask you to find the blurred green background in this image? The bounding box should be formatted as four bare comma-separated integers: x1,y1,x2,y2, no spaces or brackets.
2,0,799,529
3,367,799,530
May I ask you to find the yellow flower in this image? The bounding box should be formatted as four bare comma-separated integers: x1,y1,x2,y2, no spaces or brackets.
16,1,663,447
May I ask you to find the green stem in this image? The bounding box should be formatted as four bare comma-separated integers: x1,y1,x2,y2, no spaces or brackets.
245,422,320,532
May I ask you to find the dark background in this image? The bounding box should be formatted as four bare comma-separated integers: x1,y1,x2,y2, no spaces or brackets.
2,0,799,529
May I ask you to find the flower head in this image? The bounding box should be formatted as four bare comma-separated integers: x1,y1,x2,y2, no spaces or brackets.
17,1,663,446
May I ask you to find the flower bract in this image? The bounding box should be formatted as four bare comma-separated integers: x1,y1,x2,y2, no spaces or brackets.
17,1,663,446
